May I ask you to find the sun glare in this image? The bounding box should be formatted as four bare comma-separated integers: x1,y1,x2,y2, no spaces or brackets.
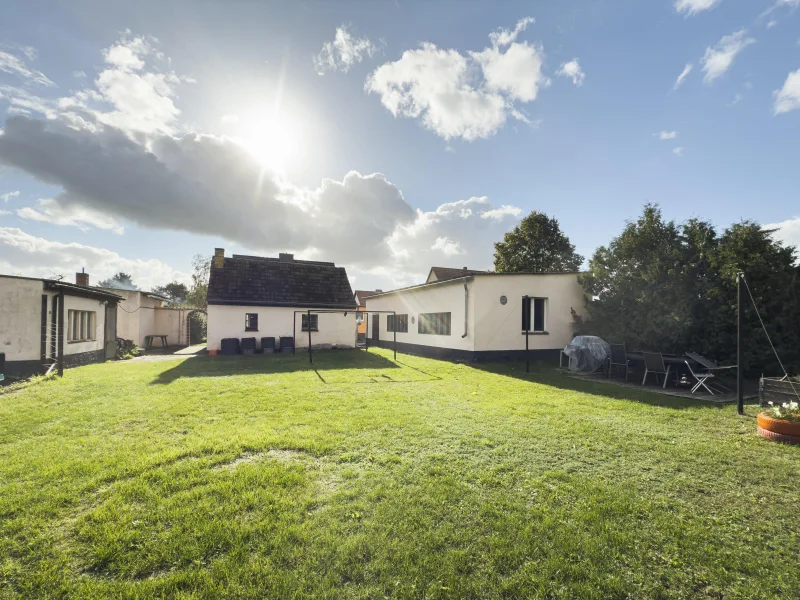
241,115,299,172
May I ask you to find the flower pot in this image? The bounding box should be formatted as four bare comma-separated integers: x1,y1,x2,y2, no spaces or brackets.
757,411,800,445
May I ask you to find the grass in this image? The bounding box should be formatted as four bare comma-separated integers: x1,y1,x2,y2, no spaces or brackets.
1,349,798,599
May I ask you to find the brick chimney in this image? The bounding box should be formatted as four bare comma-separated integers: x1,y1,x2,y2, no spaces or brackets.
279,253,294,263
213,248,225,269
76,268,89,286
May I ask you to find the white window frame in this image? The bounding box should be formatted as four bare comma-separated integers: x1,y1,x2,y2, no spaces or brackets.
67,309,97,342
531,297,547,333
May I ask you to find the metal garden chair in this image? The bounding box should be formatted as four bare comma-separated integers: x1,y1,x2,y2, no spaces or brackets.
684,352,735,395
607,343,630,381
642,352,678,388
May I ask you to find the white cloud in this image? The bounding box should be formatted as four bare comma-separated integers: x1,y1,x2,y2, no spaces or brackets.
0,227,188,289
0,50,55,87
431,236,464,256
675,0,722,16
673,147,685,156
556,59,585,87
16,198,124,233
73,70,87,79
657,130,678,140
220,113,239,125
773,68,800,115
481,205,523,220
673,63,693,90
1,190,20,202
366,17,545,141
701,30,755,84
103,34,149,71
765,217,800,254
488,17,536,47
314,25,378,74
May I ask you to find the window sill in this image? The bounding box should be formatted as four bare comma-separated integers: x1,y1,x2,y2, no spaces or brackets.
301,329,319,333
245,329,259,332
68,339,97,344
521,331,549,335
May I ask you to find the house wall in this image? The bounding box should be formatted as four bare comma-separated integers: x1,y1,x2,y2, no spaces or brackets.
364,279,475,352
107,290,170,347
1,276,110,378
364,274,584,361
153,308,191,346
472,274,584,353
207,305,357,351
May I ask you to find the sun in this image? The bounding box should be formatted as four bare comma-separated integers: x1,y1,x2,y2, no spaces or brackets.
241,115,299,173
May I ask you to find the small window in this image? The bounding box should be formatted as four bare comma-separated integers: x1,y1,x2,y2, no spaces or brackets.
387,314,409,333
67,310,97,342
245,313,259,331
522,297,547,333
418,312,451,335
301,314,319,332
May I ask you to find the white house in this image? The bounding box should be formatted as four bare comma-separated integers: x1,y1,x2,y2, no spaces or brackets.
364,271,585,362
0,273,122,379
206,249,357,352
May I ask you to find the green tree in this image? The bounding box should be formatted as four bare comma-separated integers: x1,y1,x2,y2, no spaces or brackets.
185,254,210,309
493,211,583,273
152,281,189,304
98,272,138,290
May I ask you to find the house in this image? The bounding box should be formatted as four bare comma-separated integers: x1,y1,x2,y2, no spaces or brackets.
206,249,357,352
0,272,123,379
354,289,382,342
364,271,585,362
99,286,200,349
425,266,488,283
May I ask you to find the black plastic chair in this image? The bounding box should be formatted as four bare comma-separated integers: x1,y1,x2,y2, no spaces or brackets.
608,343,630,381
642,352,678,388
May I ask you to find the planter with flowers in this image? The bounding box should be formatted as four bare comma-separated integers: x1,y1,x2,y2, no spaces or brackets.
758,399,800,445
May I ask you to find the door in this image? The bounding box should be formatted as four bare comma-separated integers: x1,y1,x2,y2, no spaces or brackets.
371,314,380,342
104,304,117,359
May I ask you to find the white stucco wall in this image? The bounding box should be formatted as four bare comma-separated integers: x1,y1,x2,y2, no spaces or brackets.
0,277,46,361
364,279,475,351
472,274,584,352
153,308,192,346
0,276,108,362
207,305,357,351
106,290,171,347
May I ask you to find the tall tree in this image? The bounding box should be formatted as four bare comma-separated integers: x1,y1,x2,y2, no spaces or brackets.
185,254,210,308
493,211,583,273
98,272,138,290
152,281,189,304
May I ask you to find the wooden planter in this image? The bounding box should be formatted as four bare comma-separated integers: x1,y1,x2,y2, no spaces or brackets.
757,412,800,445
760,377,800,407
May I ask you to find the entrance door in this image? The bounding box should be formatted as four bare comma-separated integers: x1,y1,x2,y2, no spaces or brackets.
371,314,380,342
104,304,117,359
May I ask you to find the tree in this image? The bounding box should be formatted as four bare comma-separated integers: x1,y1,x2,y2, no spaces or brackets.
152,281,189,304
493,211,583,273
98,272,138,290
185,254,210,309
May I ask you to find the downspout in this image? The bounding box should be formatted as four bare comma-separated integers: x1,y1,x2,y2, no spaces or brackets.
462,280,469,338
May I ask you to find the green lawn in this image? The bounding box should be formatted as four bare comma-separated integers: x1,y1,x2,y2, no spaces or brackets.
1,350,798,599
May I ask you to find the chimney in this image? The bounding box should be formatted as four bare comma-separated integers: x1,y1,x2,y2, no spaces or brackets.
463,267,468,271
76,268,89,286
279,253,294,263
213,248,224,269
375,289,383,293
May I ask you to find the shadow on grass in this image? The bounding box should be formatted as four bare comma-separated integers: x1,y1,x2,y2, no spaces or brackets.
466,361,754,410
150,348,400,385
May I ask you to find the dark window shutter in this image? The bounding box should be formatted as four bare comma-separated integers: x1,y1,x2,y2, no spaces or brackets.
522,297,531,331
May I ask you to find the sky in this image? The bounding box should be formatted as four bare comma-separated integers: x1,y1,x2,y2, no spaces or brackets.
0,0,798,292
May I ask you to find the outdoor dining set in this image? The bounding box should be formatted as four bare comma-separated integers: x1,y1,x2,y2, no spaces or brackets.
606,344,736,395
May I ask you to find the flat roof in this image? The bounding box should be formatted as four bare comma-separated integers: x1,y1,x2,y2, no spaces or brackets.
364,271,584,300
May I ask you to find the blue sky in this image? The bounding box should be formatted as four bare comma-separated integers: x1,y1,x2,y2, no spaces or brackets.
0,0,798,291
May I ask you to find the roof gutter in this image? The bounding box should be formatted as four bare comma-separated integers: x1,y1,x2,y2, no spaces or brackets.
366,274,474,300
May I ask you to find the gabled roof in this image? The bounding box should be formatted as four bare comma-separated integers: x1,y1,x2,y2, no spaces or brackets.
426,266,488,283
44,280,124,302
208,254,356,309
353,289,382,307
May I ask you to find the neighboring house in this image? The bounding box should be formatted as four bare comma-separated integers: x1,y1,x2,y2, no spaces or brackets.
364,271,585,362
206,249,357,351
354,289,382,342
426,266,488,284
0,273,122,379
99,286,200,349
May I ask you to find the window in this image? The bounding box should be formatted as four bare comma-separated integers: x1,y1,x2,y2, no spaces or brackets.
418,312,451,335
245,313,259,331
522,297,547,333
387,314,409,333
67,310,96,342
301,314,319,332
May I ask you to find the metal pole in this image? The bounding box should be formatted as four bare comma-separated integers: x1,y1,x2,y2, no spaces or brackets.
737,272,744,415
292,312,296,355
308,309,312,364
57,290,64,377
365,311,369,351
393,310,397,360
524,295,530,374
